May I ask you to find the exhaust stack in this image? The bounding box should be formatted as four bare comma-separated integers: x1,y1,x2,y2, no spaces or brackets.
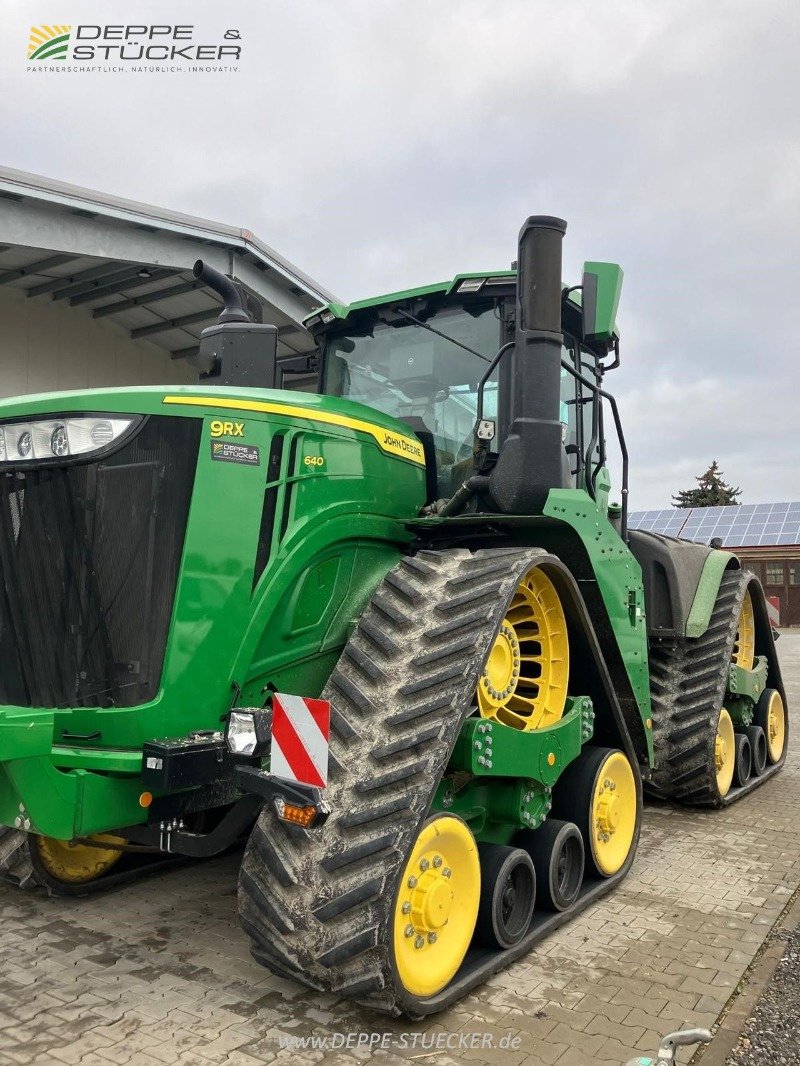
488,215,569,513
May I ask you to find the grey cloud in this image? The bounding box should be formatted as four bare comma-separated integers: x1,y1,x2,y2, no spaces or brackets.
0,0,797,508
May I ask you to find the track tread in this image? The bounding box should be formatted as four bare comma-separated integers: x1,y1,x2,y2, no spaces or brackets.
647,569,783,806
237,547,556,1016
0,827,37,890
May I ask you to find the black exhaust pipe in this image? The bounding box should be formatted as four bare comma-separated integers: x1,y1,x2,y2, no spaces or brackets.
193,260,252,324
488,215,569,514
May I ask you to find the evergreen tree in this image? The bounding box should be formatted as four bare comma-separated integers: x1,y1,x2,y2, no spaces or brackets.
672,461,742,508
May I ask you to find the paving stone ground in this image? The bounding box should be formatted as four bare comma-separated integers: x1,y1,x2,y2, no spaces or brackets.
1,634,798,1066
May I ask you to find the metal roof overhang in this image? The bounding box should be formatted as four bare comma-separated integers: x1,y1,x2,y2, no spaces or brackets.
0,166,336,372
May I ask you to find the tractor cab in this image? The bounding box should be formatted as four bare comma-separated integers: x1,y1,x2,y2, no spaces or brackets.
305,263,624,512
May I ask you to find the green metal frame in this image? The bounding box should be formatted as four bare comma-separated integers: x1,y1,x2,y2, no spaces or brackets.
433,697,594,843
726,656,768,728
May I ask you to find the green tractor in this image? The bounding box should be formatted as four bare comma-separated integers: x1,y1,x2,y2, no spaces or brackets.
0,217,787,1018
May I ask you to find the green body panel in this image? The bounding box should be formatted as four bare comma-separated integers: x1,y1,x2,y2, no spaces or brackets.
433,697,594,843
685,551,736,638
544,490,653,760
726,657,768,727
0,385,425,837
1,755,148,839
582,261,623,341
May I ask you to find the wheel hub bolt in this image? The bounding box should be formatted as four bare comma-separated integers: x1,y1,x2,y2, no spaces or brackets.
408,875,418,888
414,936,425,950
402,901,412,914
419,858,429,871
404,925,414,938
433,856,443,868
443,868,452,879
428,932,437,944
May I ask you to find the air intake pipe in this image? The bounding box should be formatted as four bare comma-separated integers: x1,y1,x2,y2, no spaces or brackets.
193,260,252,324
192,260,278,388
488,215,570,514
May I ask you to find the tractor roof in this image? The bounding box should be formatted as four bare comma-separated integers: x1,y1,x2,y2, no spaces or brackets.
303,270,585,330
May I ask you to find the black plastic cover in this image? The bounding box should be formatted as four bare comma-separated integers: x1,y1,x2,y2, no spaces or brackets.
142,733,233,792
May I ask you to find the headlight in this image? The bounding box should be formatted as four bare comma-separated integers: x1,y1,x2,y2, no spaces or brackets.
226,709,271,758
16,429,32,458
0,416,134,463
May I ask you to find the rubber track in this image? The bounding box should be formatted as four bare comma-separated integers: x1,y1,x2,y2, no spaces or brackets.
237,547,557,1016
0,827,36,889
647,570,783,806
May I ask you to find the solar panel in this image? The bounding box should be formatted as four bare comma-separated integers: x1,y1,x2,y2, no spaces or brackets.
627,502,800,548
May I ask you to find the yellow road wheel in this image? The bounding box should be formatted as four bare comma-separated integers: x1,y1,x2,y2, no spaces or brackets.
715,708,736,797
550,746,639,879
392,815,480,999
34,834,125,885
732,590,755,670
477,566,568,731
588,751,638,876
756,689,786,764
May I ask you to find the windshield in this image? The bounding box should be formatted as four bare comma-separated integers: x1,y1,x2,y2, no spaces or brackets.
323,304,501,493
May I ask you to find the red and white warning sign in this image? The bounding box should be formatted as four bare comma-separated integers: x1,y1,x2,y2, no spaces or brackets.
270,693,331,789
766,595,781,630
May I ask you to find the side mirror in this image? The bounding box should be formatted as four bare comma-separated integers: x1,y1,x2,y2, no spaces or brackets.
581,261,623,342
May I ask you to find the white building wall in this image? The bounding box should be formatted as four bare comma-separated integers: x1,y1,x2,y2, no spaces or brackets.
0,285,195,400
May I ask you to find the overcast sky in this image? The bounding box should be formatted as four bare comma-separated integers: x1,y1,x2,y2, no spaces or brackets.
1,0,798,508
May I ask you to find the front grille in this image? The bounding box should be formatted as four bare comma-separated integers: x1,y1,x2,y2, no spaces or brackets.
0,416,200,709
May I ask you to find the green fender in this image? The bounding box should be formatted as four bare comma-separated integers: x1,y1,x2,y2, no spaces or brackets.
685,551,738,638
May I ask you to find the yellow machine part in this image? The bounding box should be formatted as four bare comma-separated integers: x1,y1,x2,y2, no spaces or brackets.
392,815,480,998
763,690,786,764
477,566,569,730
714,708,736,797
732,590,755,670
588,750,638,876
35,835,126,885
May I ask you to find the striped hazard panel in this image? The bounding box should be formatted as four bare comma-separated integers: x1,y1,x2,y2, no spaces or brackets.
270,693,331,789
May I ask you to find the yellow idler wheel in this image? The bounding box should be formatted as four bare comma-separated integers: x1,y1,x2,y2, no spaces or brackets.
477,565,569,731
34,834,126,885
715,708,736,798
392,815,480,999
732,590,755,670
756,689,786,764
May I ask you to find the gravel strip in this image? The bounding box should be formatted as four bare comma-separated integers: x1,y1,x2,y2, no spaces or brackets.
726,925,800,1065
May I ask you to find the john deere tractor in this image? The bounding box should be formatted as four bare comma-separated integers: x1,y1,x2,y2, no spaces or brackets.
0,217,786,1018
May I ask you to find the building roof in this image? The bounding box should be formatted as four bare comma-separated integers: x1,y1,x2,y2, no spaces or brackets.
629,503,800,550
0,165,337,365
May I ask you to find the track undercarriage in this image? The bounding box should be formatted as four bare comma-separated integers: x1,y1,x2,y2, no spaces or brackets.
238,546,643,1016
647,569,787,808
